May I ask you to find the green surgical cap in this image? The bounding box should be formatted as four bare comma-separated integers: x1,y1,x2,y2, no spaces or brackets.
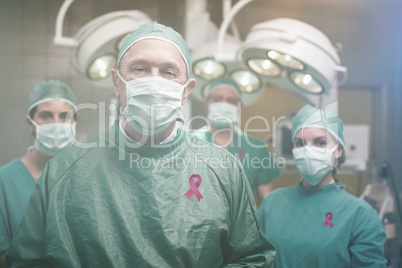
116,21,192,77
204,78,242,100
28,80,77,114
291,104,345,149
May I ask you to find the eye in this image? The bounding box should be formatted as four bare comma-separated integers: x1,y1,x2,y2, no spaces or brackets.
135,67,145,72
315,138,327,147
59,113,70,122
294,139,304,147
161,69,176,79
131,66,148,76
39,114,49,120
211,96,223,102
227,98,239,106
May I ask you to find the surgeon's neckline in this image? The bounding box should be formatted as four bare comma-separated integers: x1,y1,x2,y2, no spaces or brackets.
208,127,241,147
296,180,344,195
111,120,185,156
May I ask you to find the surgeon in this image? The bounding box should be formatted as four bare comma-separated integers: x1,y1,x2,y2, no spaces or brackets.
258,104,386,267
0,80,76,268
191,78,280,203
6,22,275,267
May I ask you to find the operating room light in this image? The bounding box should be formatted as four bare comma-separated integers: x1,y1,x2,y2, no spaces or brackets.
190,40,266,107
267,51,304,70
53,0,153,88
290,71,323,93
115,34,130,52
193,59,226,80
247,58,281,77
87,54,117,81
230,70,261,93
237,18,347,96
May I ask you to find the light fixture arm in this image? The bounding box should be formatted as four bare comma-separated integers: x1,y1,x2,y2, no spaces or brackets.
223,0,240,40
216,0,254,61
54,0,79,47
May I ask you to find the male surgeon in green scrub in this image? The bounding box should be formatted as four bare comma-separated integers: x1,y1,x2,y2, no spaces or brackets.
0,80,76,268
6,22,275,267
191,78,280,204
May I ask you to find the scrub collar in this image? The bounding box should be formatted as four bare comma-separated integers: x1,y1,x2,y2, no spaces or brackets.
118,120,178,145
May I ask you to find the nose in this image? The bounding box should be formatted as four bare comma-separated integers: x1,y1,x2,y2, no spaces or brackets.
53,117,65,124
151,68,161,77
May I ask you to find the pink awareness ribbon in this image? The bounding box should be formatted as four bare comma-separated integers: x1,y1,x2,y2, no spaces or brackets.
184,174,204,201
323,212,334,228
237,149,244,161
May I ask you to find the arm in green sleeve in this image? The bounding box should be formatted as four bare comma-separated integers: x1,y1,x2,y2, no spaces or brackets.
349,206,387,268
221,165,275,268
255,147,280,187
5,166,51,268
0,203,10,259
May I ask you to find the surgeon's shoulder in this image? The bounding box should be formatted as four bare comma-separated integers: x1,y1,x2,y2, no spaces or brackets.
0,159,20,184
259,186,291,214
43,136,101,183
241,132,265,146
337,188,379,217
265,186,290,202
189,126,210,141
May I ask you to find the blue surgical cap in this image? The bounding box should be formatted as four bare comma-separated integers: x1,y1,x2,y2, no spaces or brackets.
291,104,345,149
204,78,242,100
116,21,192,77
28,80,77,114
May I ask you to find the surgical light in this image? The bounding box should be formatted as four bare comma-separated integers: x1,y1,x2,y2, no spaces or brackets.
54,0,153,88
191,40,265,107
72,11,152,87
87,54,117,81
193,58,226,80
115,34,130,52
247,58,282,77
230,70,261,93
237,18,347,96
267,51,304,70
290,71,323,93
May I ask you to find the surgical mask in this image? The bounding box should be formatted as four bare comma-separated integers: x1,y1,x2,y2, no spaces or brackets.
207,102,238,128
117,72,187,136
292,145,338,186
30,119,76,157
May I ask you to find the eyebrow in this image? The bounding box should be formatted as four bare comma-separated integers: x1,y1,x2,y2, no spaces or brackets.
59,112,69,117
129,58,181,71
294,136,328,142
313,136,327,140
37,111,53,116
36,111,70,117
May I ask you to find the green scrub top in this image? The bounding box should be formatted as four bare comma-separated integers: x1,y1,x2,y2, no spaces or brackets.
6,122,275,267
258,181,387,268
0,159,35,255
191,127,280,189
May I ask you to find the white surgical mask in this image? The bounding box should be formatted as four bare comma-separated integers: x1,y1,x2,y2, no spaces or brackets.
207,102,238,128
117,72,187,136
292,145,338,186
30,118,76,157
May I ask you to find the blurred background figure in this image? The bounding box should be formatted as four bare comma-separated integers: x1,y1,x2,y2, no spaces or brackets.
258,104,387,267
191,78,280,204
0,80,77,267
360,162,402,267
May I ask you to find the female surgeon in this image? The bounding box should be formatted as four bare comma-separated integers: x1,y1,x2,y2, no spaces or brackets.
0,80,77,267
258,104,387,267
